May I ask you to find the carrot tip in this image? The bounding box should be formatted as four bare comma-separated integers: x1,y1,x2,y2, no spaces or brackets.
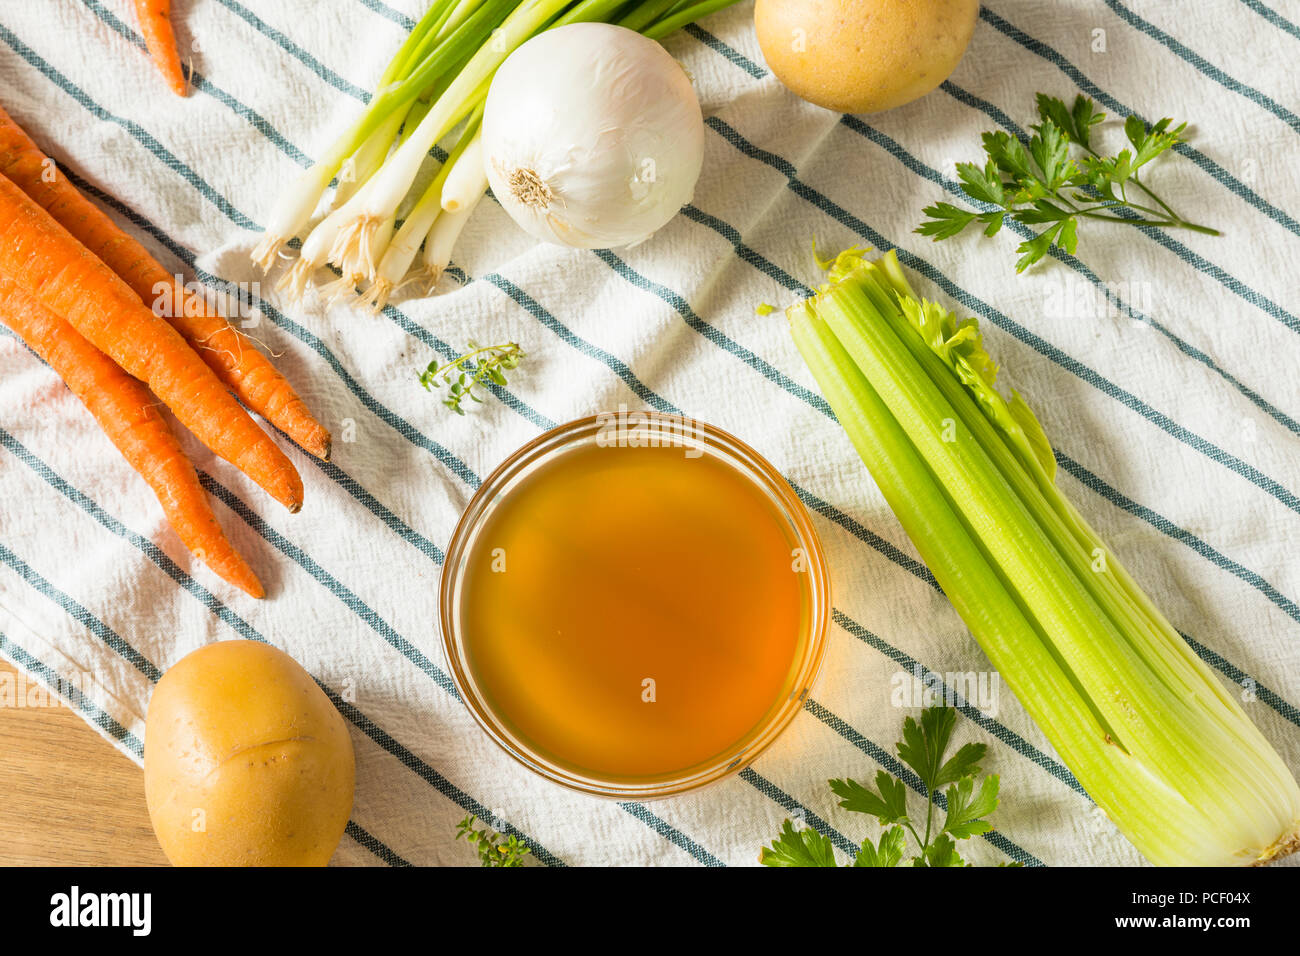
239,578,266,599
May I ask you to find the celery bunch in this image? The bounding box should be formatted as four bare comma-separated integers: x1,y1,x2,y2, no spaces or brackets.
787,248,1300,866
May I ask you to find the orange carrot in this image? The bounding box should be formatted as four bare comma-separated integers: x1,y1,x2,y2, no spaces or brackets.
133,0,187,97
1,276,263,597
0,172,304,513
0,105,331,460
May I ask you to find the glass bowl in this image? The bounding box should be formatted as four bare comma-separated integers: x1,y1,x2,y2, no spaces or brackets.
439,412,830,799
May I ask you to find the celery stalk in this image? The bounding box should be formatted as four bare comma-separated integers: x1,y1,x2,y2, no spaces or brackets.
787,249,1300,866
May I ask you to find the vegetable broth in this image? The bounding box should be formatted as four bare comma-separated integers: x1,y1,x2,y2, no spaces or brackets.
458,440,812,783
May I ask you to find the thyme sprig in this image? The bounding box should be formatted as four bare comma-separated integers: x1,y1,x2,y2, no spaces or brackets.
419,341,525,415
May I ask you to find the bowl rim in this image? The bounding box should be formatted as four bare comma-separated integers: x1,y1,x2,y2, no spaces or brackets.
438,411,831,800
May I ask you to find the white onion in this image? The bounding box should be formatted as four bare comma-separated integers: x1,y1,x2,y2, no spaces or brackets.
481,22,705,250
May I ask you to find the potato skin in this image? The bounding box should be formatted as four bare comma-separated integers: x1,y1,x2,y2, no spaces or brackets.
755,0,979,114
143,640,355,867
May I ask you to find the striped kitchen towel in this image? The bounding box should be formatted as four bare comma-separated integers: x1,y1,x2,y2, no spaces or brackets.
1,0,1298,866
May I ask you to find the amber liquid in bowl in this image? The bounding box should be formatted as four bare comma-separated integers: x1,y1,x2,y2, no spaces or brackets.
457,440,813,785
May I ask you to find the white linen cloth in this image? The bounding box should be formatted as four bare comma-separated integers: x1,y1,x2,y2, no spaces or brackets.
1,0,1298,866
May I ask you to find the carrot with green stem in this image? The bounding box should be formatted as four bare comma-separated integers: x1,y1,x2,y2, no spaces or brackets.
1,276,263,597
0,172,304,512
133,0,187,96
0,106,331,460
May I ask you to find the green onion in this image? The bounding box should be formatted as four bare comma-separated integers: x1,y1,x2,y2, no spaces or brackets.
787,248,1300,866
252,0,745,304
362,111,483,312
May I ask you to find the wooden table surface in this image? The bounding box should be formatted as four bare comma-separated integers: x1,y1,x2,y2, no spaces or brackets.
0,656,167,866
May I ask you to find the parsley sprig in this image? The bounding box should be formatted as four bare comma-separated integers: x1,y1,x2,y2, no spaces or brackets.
456,814,532,867
760,707,1011,867
917,94,1219,272
418,341,525,415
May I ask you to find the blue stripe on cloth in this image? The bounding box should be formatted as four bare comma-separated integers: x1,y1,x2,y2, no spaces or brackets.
355,0,416,31
739,768,859,858
592,250,831,415
314,460,445,564
1055,452,1300,633
344,821,411,866
703,113,1300,520
0,429,558,866
0,630,141,753
203,473,462,698
212,0,372,102
615,804,727,866
795,485,941,589
1178,630,1300,729
1103,0,1300,134
0,544,162,682
683,23,766,78
678,204,815,297
1238,0,1300,41
978,6,1300,239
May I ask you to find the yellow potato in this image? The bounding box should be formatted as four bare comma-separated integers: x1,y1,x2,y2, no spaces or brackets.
755,0,979,114
143,640,355,866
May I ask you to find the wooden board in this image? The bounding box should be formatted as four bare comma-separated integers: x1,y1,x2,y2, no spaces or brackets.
0,657,167,866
